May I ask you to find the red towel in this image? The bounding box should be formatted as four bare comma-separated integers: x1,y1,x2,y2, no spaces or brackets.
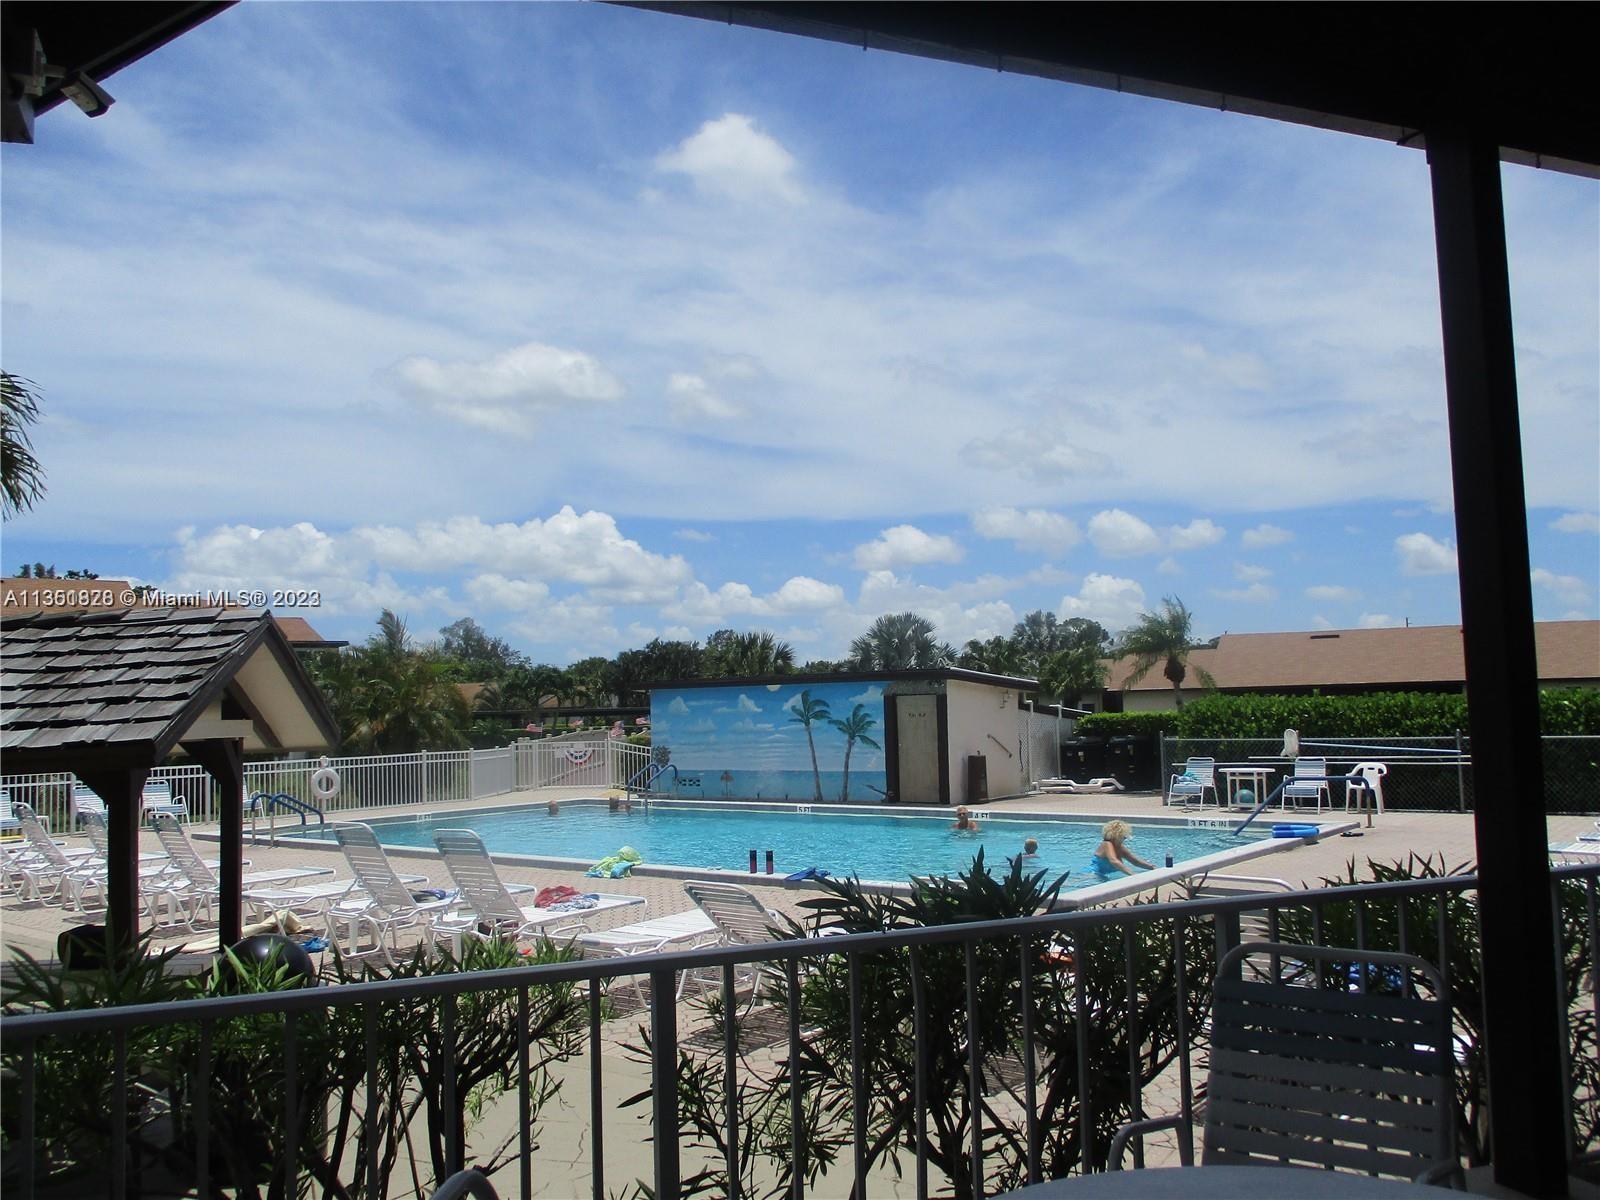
534,884,580,908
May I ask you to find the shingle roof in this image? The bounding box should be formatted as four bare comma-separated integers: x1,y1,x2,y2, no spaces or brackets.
1106,620,1600,692
0,579,343,647
2,606,271,757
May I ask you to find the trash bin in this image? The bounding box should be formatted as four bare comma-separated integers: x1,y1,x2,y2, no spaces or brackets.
1060,736,1107,780
966,754,988,802
1108,734,1160,790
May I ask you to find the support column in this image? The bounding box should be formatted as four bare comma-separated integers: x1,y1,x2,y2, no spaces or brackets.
184,738,245,947
78,767,151,957
1427,127,1567,1197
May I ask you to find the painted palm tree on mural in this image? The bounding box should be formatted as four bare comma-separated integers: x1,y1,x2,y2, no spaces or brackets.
1118,595,1216,709
830,703,881,803
789,689,832,803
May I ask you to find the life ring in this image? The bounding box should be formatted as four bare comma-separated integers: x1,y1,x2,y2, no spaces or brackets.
310,763,341,802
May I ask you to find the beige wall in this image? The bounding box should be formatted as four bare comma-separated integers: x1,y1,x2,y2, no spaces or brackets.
894,694,942,805
944,680,1024,801
1121,689,1198,713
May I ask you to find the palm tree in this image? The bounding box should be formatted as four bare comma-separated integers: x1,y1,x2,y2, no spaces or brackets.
789,689,832,803
829,703,881,803
848,612,954,670
1117,596,1216,708
705,630,796,677
2,372,46,517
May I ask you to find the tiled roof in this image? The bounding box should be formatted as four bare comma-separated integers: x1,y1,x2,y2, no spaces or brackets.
1,607,267,756
0,579,340,646
1106,620,1600,691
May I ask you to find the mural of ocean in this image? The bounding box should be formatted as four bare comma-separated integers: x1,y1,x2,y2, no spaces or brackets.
665,768,889,803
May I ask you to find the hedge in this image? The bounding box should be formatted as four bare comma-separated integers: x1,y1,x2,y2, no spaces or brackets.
1074,688,1600,740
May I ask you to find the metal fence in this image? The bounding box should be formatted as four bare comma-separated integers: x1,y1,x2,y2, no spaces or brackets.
3,864,1596,1199
1161,734,1600,814
0,740,636,832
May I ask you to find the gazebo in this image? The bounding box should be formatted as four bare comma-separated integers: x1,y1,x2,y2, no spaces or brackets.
1,606,339,950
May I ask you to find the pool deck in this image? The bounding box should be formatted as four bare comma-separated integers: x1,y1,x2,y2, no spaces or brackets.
3,784,1590,966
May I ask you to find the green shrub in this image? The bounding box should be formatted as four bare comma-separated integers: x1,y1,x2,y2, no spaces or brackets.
1076,688,1600,740
1072,712,1172,739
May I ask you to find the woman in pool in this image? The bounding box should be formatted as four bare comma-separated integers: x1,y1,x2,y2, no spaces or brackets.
951,805,978,832
1090,819,1155,877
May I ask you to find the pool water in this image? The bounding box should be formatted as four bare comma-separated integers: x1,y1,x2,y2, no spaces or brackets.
313,804,1263,888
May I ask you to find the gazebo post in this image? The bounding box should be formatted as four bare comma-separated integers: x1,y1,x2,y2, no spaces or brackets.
1427,127,1568,1196
184,738,246,947
77,766,151,957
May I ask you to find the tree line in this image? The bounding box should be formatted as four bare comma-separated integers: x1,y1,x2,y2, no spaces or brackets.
305,597,1211,755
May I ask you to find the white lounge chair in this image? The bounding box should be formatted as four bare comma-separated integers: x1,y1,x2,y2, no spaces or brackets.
1,789,21,836
8,802,107,908
1344,761,1388,814
430,827,645,946
70,783,107,828
141,778,188,823
330,823,465,965
1282,757,1332,811
576,909,719,1003
683,880,787,1012
1166,757,1219,807
145,813,335,925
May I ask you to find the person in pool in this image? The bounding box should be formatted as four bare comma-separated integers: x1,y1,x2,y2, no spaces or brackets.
951,805,978,832
1021,837,1039,857
1090,820,1155,877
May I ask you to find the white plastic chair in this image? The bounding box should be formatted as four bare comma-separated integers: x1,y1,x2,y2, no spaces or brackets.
141,779,188,823
431,827,644,946
577,909,719,1004
1345,761,1388,814
8,802,107,908
331,823,461,965
1166,757,1219,807
70,783,107,828
683,880,787,1012
1281,757,1332,812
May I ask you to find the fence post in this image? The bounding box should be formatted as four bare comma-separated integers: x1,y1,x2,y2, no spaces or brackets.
469,748,478,801
419,750,428,807
1158,731,1168,797
1455,729,1466,812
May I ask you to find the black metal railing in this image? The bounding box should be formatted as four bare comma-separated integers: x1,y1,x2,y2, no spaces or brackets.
3,864,1596,1200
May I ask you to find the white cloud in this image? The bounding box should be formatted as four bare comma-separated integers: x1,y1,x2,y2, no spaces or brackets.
675,528,715,543
852,524,963,570
849,684,884,705
1212,582,1277,602
1395,532,1458,576
1532,568,1592,606
1167,518,1226,551
1359,612,1401,628
1059,573,1147,631
668,372,744,422
662,575,846,624
1241,523,1295,549
1552,512,1600,534
667,697,690,716
964,431,1114,482
1305,584,1361,602
971,507,1081,557
1310,614,1334,630
655,113,802,203
1156,556,1182,576
390,342,623,435
465,573,551,610
1234,563,1272,582
1087,509,1163,557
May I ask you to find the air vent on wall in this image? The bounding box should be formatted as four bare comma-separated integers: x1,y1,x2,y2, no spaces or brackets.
1309,633,1341,640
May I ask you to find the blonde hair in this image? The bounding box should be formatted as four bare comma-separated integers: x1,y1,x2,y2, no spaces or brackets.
1101,819,1132,843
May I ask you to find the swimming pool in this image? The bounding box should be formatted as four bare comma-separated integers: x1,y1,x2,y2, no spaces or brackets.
301,802,1274,889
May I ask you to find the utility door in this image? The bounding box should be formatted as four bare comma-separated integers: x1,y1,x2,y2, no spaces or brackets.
895,694,941,804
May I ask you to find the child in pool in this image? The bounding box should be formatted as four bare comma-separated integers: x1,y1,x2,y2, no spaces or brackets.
1090,820,1154,877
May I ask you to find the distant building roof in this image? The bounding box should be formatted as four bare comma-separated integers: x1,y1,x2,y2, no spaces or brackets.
1,606,340,767
0,578,345,648
649,667,1038,692
1106,620,1600,692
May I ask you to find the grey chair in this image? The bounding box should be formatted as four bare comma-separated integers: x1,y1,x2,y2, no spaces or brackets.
1110,941,1462,1187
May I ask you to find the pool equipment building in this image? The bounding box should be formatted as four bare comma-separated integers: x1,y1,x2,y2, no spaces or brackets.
648,669,1038,806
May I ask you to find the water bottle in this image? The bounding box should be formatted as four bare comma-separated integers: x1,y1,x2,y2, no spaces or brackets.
1165,850,1174,868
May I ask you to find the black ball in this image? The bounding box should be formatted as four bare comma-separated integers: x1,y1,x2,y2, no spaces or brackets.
227,933,318,987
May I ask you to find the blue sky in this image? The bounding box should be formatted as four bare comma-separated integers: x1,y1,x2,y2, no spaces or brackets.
3,3,1596,664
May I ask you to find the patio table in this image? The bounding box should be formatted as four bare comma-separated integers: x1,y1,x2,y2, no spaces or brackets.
1217,765,1275,807
997,1164,1449,1197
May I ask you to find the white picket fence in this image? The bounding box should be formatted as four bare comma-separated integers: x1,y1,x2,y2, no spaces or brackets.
1,739,645,830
